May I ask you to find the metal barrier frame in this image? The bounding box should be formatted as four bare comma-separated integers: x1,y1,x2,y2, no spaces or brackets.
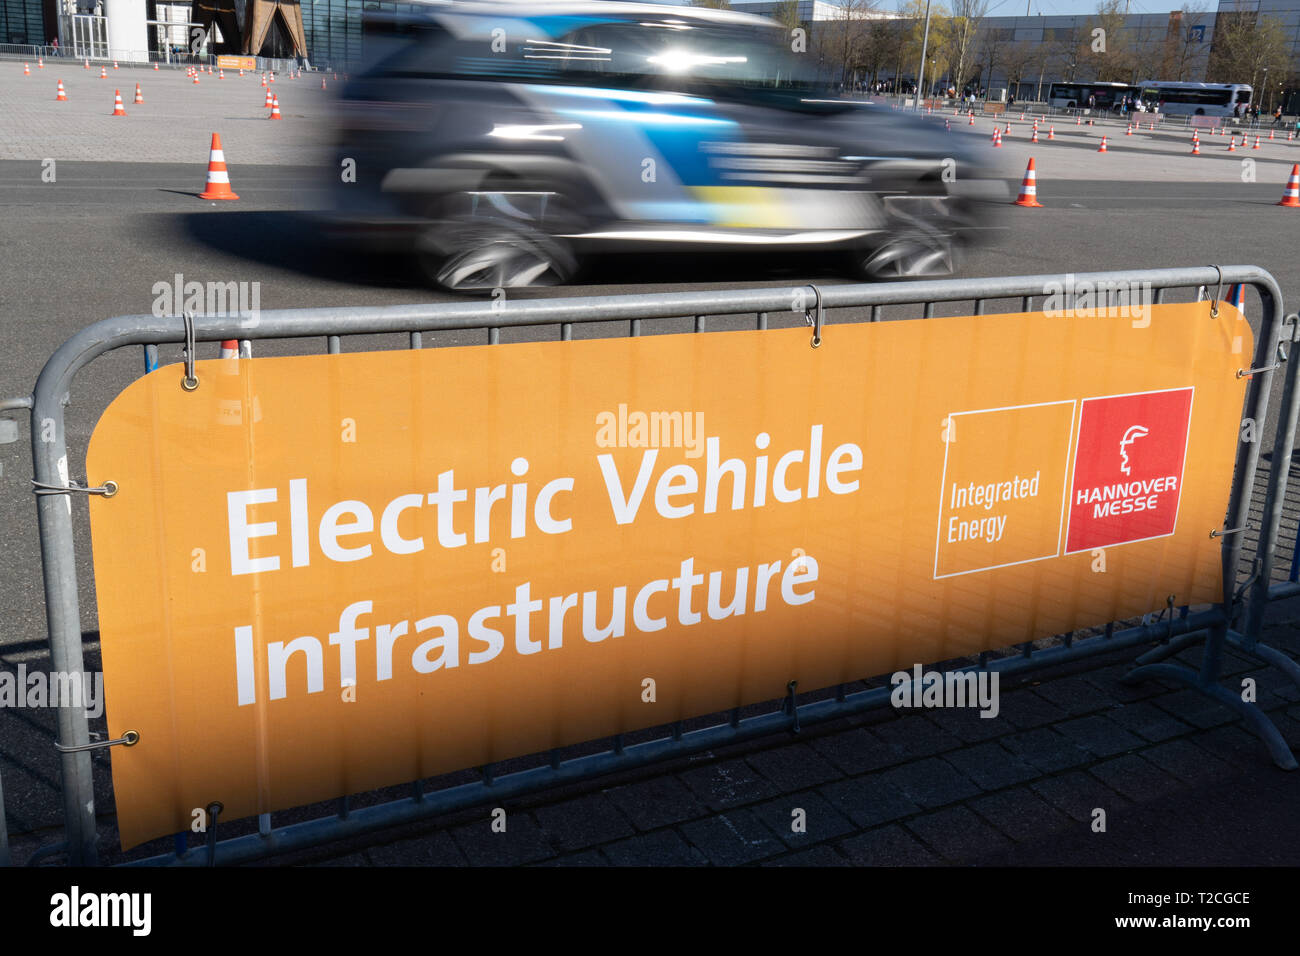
10,265,1296,866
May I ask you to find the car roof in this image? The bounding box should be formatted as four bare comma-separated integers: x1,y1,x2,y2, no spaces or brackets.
423,0,780,30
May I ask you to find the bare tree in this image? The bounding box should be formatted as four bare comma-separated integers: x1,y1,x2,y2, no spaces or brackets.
1001,39,1037,99
1083,0,1136,83
772,0,803,32
816,0,883,88
944,0,990,97
1169,3,1210,81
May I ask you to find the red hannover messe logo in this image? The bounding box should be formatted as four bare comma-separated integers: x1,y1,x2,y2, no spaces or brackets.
1065,387,1193,554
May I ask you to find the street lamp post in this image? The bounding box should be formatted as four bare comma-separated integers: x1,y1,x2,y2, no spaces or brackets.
915,0,932,110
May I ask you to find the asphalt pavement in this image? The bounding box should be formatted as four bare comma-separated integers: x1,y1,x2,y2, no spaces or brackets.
2,67,1300,867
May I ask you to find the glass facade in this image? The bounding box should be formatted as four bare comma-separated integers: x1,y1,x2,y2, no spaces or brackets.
298,0,427,67
1,0,48,45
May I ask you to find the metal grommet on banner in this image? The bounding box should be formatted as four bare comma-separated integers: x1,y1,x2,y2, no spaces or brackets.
803,285,824,348
1209,265,1224,318
54,729,139,753
180,309,199,391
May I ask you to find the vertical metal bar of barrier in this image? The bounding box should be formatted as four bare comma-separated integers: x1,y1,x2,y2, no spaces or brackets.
1247,297,1300,641
0,762,9,866
31,366,98,865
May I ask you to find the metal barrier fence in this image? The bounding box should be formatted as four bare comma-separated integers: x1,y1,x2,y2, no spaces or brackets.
5,265,1298,866
0,46,316,73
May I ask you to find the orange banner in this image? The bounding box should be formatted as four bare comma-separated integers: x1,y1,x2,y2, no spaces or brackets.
216,55,257,70
87,302,1248,848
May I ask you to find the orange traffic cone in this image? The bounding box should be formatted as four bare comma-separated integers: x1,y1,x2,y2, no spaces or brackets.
990,128,999,146
1191,140,1200,155
321,77,327,90
154,62,159,70
111,89,126,116
133,83,143,104
1227,135,1237,152
1004,121,1011,134
1075,115,1081,126
83,59,89,69
198,133,239,200
193,73,200,84
99,66,107,79
1253,135,1261,149
219,69,225,79
269,97,282,120
1269,129,1275,140
1047,125,1055,139
263,88,273,107
37,57,43,69
113,60,118,69
1227,284,1245,314
55,79,66,101
1014,158,1043,207
968,112,975,126
1030,127,1039,143
1126,123,1133,135
239,69,244,77
1098,136,1108,152
1278,164,1300,207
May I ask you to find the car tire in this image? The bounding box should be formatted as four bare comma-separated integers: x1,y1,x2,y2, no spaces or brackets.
412,185,582,293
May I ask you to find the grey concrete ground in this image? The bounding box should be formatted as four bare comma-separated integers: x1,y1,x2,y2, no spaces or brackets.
2,67,1300,866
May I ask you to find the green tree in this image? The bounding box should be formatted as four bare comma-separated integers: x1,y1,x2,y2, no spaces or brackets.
1208,9,1289,98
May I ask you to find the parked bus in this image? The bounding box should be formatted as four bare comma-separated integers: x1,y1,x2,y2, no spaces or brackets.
1046,81,1136,111
1135,80,1251,117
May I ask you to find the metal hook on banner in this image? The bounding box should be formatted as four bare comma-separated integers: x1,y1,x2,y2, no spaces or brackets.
205,802,223,867
803,285,824,349
784,679,801,734
1211,521,1248,539
54,729,139,753
1208,265,1224,318
32,478,117,498
181,310,199,391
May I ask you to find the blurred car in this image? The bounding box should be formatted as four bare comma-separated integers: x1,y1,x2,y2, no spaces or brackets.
324,0,1006,291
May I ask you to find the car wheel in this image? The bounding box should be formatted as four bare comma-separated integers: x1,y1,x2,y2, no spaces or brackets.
415,216,578,292
413,187,582,293
852,230,959,280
